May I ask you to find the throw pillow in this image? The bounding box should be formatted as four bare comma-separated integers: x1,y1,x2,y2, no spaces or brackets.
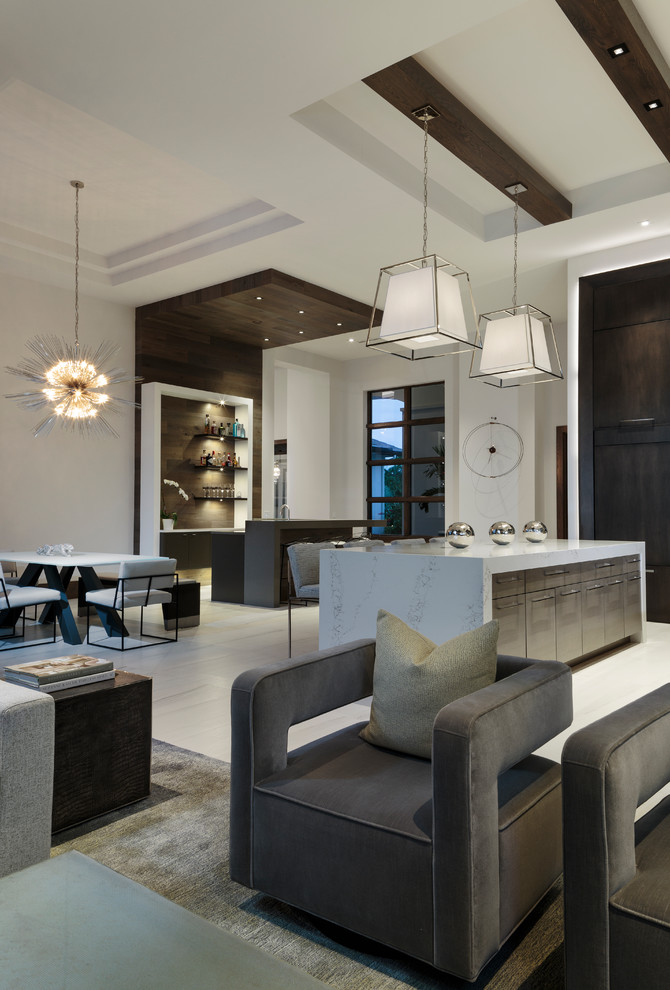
360,610,499,759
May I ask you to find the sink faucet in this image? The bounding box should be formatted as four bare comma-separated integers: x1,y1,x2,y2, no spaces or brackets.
280,504,291,519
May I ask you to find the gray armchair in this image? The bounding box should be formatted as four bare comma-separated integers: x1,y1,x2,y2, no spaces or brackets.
230,639,573,981
562,683,670,990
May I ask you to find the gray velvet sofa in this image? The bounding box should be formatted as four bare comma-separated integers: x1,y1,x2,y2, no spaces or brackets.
0,679,54,876
230,639,573,981
563,682,670,990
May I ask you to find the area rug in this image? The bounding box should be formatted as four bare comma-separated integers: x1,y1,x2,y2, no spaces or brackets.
52,740,565,989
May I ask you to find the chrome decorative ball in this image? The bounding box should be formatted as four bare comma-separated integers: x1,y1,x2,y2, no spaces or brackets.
489,521,515,546
523,520,548,543
446,522,475,549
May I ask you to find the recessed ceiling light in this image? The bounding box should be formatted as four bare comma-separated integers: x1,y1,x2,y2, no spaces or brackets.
645,100,663,111
298,310,304,314
608,42,629,57
299,330,304,334
256,296,262,300
337,322,342,327
348,338,355,343
264,337,269,342
640,220,650,226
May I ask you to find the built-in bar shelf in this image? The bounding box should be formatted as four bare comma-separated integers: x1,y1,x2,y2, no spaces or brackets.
193,465,247,471
195,433,248,442
193,496,248,502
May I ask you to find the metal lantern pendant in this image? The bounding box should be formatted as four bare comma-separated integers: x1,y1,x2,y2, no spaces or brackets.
469,184,563,387
366,107,480,360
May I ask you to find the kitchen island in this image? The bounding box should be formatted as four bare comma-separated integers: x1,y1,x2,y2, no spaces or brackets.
319,539,645,664
213,519,377,608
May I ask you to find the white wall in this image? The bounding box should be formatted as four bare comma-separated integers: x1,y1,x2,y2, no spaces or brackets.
0,271,136,552
286,365,331,518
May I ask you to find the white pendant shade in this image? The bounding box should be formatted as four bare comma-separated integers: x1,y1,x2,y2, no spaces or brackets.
470,304,563,387
479,313,551,377
367,255,480,361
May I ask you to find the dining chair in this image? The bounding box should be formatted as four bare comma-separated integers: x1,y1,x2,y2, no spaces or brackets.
85,558,178,651
286,542,335,657
0,563,64,650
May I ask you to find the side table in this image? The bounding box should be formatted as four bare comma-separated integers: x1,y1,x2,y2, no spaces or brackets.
51,670,152,832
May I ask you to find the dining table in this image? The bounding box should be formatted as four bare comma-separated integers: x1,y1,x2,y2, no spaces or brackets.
0,550,170,646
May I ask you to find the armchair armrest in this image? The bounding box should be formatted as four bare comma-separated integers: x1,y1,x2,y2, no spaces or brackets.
0,682,54,877
562,683,670,990
230,639,375,886
432,657,573,979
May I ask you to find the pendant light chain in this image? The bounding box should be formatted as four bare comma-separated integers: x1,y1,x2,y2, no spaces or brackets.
512,185,519,311
422,113,429,258
73,180,82,351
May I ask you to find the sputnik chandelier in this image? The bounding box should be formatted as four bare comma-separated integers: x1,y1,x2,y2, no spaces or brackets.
5,180,140,437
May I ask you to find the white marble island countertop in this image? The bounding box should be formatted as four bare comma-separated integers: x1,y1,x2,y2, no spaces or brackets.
319,538,645,649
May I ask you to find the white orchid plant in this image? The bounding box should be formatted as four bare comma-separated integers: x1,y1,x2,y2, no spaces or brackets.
161,478,189,522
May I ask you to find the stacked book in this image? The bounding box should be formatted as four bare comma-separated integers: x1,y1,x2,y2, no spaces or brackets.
3,655,115,692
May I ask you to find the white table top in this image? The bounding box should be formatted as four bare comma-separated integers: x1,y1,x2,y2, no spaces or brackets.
0,852,326,990
0,551,167,569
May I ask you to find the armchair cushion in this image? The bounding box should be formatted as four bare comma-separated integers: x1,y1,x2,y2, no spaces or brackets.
360,611,498,758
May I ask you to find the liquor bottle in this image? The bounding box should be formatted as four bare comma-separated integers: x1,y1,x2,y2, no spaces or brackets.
200,448,206,466
218,422,223,437
205,412,210,434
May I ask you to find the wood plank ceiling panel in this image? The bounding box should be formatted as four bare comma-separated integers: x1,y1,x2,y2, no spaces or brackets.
363,56,572,226
136,269,373,349
554,0,670,160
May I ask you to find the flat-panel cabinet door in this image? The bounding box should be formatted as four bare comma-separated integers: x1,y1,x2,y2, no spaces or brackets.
555,585,583,662
189,532,212,569
160,532,190,570
604,576,625,644
491,595,526,657
582,581,606,655
645,565,670,623
624,570,642,636
526,589,556,661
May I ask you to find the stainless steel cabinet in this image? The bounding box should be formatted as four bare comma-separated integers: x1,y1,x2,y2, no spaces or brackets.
525,589,557,661
555,585,583,662
492,594,526,656
581,580,606,655
604,576,625,644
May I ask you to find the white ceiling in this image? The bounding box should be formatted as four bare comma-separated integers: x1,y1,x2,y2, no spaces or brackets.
2,0,670,358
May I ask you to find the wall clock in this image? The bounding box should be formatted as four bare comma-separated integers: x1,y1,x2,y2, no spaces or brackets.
462,418,524,479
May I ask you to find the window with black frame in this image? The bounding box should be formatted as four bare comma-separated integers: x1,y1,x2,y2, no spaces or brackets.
367,382,445,538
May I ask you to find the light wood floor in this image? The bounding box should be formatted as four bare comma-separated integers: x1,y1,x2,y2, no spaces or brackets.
3,592,670,764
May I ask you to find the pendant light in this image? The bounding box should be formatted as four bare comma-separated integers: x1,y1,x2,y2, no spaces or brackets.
469,183,563,387
366,106,480,361
5,180,141,437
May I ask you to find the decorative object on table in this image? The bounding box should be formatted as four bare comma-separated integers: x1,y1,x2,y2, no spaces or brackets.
446,522,475,549
366,106,480,361
523,520,548,543
35,543,74,556
489,521,516,545
462,418,524,478
4,654,115,692
5,181,141,437
161,478,188,529
469,183,563,387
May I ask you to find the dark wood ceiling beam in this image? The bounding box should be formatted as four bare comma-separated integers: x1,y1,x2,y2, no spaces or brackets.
554,0,670,161
362,56,572,226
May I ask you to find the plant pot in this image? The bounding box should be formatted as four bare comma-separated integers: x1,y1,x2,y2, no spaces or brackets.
162,518,175,531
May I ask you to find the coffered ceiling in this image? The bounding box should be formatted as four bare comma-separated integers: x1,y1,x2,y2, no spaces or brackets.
1,0,670,357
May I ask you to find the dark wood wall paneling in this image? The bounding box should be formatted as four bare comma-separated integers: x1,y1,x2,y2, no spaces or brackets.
161,396,242,530
579,257,670,621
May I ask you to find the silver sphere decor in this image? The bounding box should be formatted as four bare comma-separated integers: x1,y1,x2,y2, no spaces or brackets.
489,521,515,546
523,520,548,543
446,522,475,549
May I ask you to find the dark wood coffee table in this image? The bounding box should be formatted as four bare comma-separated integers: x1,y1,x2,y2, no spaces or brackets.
50,670,152,832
